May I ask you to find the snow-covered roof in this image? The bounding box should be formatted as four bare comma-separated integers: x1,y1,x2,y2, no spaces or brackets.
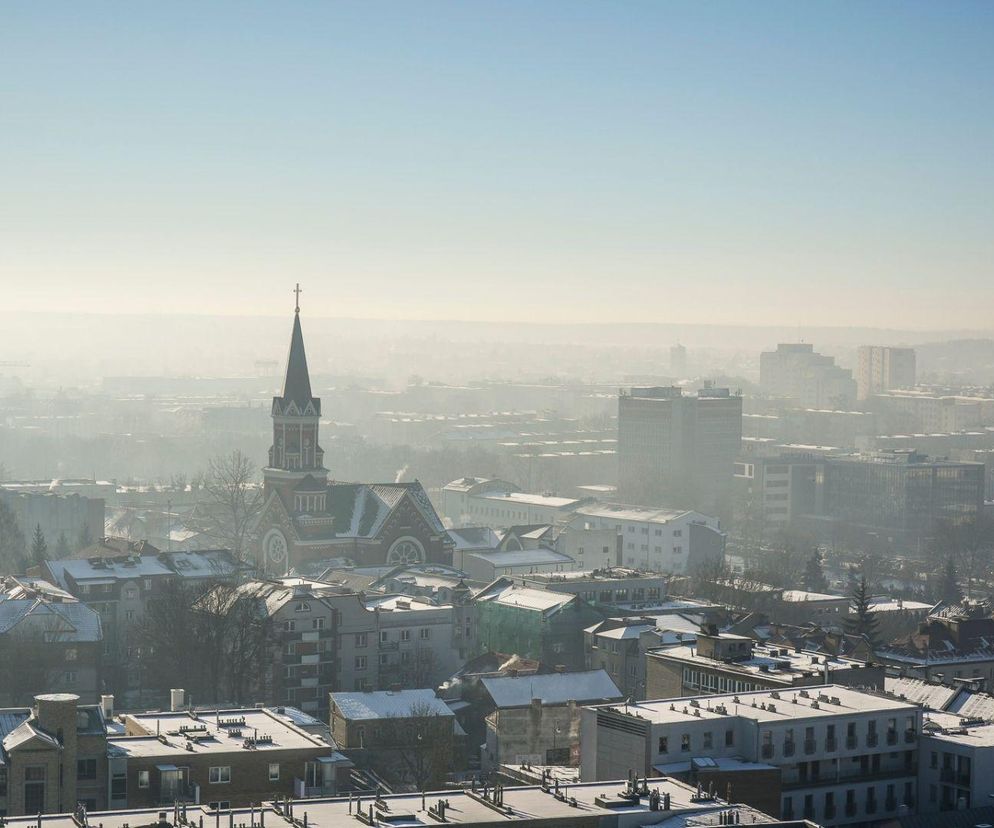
481,669,623,708
465,548,573,568
0,598,102,642
330,690,454,721
474,582,575,613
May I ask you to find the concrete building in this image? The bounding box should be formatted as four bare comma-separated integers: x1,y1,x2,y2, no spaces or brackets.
108,697,348,810
734,453,823,531
856,346,916,400
520,568,673,612
473,579,601,670
804,450,986,549
645,629,884,699
617,386,742,516
440,478,593,529
0,578,103,705
329,689,458,790
569,503,724,575
41,547,246,705
0,693,108,816
582,684,922,826
759,344,857,410
670,343,688,378
0,779,793,828
480,670,623,772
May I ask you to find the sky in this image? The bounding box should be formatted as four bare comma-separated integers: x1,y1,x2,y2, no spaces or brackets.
2,1,993,328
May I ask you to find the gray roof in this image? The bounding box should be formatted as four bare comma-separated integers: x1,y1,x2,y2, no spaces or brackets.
330,689,454,721
481,669,623,709
0,598,102,642
465,548,573,567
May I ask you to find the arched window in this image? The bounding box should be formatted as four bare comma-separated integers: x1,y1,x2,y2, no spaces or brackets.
386,538,424,566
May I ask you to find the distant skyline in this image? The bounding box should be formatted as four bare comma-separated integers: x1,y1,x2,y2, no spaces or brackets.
2,1,993,328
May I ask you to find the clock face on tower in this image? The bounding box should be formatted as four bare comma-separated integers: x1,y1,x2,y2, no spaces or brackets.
264,529,288,567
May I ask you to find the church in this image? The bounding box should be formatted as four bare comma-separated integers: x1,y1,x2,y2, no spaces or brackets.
254,292,453,574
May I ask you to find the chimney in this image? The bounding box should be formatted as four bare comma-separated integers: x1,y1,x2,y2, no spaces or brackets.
101,694,115,719
170,689,186,712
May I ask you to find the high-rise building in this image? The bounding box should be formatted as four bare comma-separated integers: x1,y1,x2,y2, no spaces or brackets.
759,343,857,409
669,343,688,377
856,345,916,399
617,385,742,515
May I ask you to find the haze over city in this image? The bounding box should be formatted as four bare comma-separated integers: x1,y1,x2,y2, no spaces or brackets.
4,5,994,828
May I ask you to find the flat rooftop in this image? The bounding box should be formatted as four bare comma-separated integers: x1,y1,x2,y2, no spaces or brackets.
108,707,329,758
595,684,916,726
649,642,867,680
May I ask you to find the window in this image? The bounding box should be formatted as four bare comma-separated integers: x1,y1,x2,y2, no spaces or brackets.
143,578,153,590
64,671,77,685
295,601,311,613
355,633,367,648
209,766,231,784
65,648,77,662
138,770,150,788
725,729,734,747
125,610,135,622
77,758,97,781
285,642,295,656
673,529,682,537
355,656,367,670
111,771,126,799
208,802,231,812
703,732,713,749
420,628,431,640
401,629,411,642
126,587,137,600
673,546,682,554
268,764,280,782
379,653,389,665
658,736,668,753
380,631,389,643
284,620,296,632
681,734,691,752
312,618,324,630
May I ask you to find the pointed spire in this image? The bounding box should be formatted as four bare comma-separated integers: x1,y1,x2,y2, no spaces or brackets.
277,287,318,413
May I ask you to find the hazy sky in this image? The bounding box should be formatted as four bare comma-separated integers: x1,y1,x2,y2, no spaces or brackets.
2,2,992,328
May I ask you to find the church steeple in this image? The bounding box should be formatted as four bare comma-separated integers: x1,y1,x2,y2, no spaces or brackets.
266,286,325,477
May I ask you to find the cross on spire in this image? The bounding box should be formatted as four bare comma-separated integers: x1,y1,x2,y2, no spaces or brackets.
293,283,302,314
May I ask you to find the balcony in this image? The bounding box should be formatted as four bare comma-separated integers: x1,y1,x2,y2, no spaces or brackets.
156,783,199,805
379,640,400,651
886,731,898,746
804,739,817,755
802,807,815,820
940,768,955,784
846,735,858,749
866,732,879,747
825,736,837,752
905,729,916,744
783,741,796,757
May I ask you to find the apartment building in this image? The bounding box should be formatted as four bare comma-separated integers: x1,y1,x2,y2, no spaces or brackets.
645,629,884,699
856,346,916,400
759,344,857,409
569,503,725,575
581,684,922,826
107,694,348,810
440,478,593,529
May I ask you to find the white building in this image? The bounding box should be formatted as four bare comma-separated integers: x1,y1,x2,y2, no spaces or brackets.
581,684,922,826
440,478,593,529
569,504,724,575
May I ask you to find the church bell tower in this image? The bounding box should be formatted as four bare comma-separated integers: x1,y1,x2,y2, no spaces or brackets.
264,284,327,510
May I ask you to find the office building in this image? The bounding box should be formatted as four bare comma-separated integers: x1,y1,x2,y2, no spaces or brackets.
856,346,916,400
759,344,857,409
582,684,921,826
617,386,742,516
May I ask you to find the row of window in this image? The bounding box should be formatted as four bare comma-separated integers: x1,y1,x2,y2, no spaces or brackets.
626,526,682,537
354,650,423,669
134,765,279,788
284,618,325,631
783,783,914,820
659,730,734,753
352,629,432,647
625,543,683,553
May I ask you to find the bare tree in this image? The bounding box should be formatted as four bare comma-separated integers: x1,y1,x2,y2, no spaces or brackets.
377,702,453,791
0,500,26,575
189,450,263,562
0,622,68,705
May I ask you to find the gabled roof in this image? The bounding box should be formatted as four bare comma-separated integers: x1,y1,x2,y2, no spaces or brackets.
481,669,623,708
2,720,60,753
0,597,102,642
473,578,576,615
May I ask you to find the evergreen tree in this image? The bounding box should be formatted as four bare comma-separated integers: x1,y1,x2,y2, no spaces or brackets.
939,556,964,605
802,548,828,592
845,575,881,649
0,500,27,574
55,532,71,557
30,524,48,566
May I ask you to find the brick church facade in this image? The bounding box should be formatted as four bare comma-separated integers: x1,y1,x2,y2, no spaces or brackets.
254,299,452,574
